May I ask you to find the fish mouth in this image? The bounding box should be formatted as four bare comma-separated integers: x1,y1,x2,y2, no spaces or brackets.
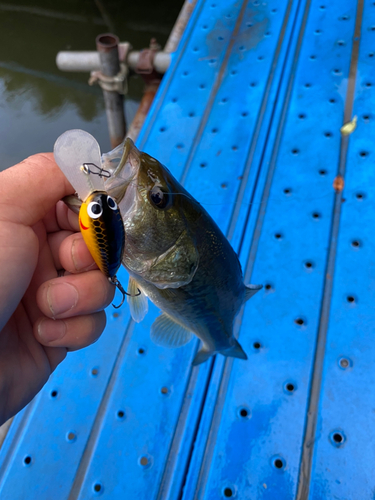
103,137,140,216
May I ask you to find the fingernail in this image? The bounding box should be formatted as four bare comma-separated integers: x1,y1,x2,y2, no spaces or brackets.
47,282,79,317
38,318,66,342
72,237,96,271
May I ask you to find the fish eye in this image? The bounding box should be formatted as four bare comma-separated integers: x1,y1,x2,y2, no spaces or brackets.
149,186,170,209
87,201,103,219
107,196,118,210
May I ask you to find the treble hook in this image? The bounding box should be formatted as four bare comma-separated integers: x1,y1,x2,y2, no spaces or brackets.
109,276,141,309
81,162,111,178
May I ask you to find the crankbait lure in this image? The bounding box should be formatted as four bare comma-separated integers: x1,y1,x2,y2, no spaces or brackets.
54,129,138,307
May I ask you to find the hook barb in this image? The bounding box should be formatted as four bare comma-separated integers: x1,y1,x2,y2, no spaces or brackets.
109,276,141,308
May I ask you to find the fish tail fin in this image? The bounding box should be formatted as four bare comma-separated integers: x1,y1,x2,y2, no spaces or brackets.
222,338,248,361
244,284,263,303
192,347,215,366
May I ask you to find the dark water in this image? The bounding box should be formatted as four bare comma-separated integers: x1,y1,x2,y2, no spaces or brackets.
0,0,183,169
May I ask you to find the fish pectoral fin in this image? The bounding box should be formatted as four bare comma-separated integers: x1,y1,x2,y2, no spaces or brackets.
150,314,193,348
192,347,214,366
222,338,248,360
244,284,263,302
127,277,148,323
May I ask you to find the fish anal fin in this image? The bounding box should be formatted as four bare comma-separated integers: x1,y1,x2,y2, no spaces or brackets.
151,314,193,348
127,277,148,323
192,348,214,366
244,284,263,303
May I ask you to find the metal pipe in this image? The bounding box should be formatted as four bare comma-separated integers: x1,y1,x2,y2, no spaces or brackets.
56,49,171,74
126,82,159,142
96,34,126,148
164,0,198,53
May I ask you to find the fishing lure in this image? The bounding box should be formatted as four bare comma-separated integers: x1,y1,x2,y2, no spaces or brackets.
54,129,138,307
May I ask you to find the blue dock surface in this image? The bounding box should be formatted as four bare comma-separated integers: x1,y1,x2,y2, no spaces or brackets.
0,0,374,498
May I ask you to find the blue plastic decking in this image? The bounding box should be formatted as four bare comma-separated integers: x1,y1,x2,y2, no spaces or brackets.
0,0,373,498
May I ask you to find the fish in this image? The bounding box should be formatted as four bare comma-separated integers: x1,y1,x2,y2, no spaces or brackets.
55,130,262,366
101,138,263,365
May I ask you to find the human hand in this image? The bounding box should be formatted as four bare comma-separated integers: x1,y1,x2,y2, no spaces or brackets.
0,154,114,425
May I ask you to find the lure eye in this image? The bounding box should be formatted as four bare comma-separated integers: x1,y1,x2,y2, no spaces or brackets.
149,186,170,209
107,196,118,210
87,201,103,219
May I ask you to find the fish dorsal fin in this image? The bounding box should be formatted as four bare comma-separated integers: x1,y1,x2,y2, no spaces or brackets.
127,277,148,323
244,284,263,303
150,314,193,348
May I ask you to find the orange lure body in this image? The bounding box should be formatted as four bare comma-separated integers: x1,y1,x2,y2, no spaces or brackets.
79,191,125,279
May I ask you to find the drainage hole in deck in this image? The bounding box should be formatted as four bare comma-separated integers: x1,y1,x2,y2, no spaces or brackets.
257,55,264,61
309,55,316,60
330,431,346,446
304,83,312,88
67,431,76,442
117,410,125,419
291,148,299,155
329,98,336,103
91,367,99,377
253,342,262,349
159,126,166,132
51,390,58,398
319,169,327,175
200,162,207,168
315,29,322,34
249,81,257,87
221,183,228,189
359,151,369,157
264,283,273,291
298,113,306,119
188,111,195,117
346,295,356,303
273,457,285,470
93,483,102,494
369,52,374,58
284,188,292,194
199,83,206,89
338,357,352,369
223,487,233,497
241,111,248,117
363,114,370,121
161,387,169,395
139,455,152,468
351,240,360,248
238,407,251,418
324,131,332,137
337,39,345,46
365,82,372,87
304,261,314,270
23,456,32,466
274,233,282,240
356,192,365,199
285,383,296,393
295,318,305,326
138,347,145,355
312,212,321,219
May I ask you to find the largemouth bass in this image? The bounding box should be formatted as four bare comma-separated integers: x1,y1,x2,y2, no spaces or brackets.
102,138,262,365
55,130,262,366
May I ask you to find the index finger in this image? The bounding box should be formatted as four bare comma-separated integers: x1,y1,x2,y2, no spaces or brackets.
0,153,73,227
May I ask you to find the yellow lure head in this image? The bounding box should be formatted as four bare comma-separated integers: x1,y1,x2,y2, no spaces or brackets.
79,191,125,279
